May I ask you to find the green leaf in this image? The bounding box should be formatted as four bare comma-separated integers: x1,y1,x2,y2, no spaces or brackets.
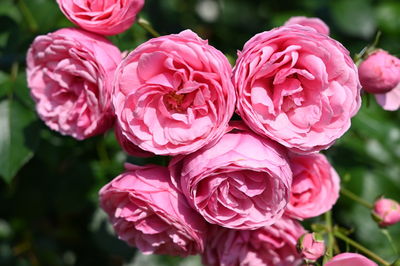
13,72,35,109
0,72,10,98
22,0,63,33
0,98,39,183
0,0,22,23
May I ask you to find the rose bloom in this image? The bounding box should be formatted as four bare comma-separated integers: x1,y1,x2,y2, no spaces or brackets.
375,83,400,111
358,50,400,94
325,253,377,266
202,216,305,266
297,232,325,262
26,28,121,140
56,0,144,35
233,25,361,153
114,124,153,157
284,16,330,35
169,123,292,230
372,197,400,227
99,164,207,256
113,30,235,155
285,153,340,219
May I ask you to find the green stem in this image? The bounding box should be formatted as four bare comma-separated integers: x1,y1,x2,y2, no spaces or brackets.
16,0,38,33
340,187,373,209
354,46,368,66
354,31,381,66
137,17,160,38
10,62,19,82
324,211,334,264
381,228,398,255
363,92,371,108
334,230,391,266
371,31,382,50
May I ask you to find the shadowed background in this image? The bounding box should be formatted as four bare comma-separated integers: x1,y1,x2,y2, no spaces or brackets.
0,0,399,265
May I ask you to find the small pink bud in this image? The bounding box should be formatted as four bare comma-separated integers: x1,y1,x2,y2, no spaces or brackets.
297,232,325,262
358,50,400,94
372,197,400,227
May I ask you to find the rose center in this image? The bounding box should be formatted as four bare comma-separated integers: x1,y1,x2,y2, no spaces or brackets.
163,92,186,112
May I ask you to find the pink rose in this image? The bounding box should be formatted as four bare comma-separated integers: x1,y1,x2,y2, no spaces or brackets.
372,197,400,227
202,216,305,266
114,124,153,157
284,16,330,35
325,253,377,266
297,232,325,262
359,50,400,94
99,164,207,256
169,123,292,230
375,83,400,111
56,0,144,35
26,28,122,140
285,153,340,219
113,30,235,155
233,25,361,153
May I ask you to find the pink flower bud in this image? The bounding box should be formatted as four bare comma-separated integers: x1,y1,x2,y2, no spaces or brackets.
372,197,400,227
358,50,400,94
297,233,325,262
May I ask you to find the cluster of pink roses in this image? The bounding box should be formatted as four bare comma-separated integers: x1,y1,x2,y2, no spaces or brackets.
26,2,369,265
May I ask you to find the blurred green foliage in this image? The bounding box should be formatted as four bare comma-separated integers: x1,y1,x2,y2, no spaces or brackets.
0,0,399,265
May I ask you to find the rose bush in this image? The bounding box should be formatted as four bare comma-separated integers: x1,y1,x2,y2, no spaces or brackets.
56,0,144,35
99,164,207,256
26,28,121,140
285,152,340,219
169,123,292,230
202,216,305,266
233,25,361,153
113,30,236,155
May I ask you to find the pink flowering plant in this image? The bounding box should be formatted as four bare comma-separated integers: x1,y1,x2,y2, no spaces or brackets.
1,1,400,265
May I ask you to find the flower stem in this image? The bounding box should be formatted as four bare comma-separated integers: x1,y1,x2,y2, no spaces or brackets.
340,187,373,209
381,228,398,255
370,31,382,50
137,17,160,38
324,211,334,263
354,46,368,66
354,31,381,65
334,230,391,266
10,62,19,82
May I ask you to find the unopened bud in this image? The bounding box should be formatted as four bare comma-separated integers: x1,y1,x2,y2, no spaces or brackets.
372,197,400,227
297,232,325,262
358,50,400,94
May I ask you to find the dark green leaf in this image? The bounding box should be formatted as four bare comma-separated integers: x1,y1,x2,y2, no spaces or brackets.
0,1,21,24
0,98,39,183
